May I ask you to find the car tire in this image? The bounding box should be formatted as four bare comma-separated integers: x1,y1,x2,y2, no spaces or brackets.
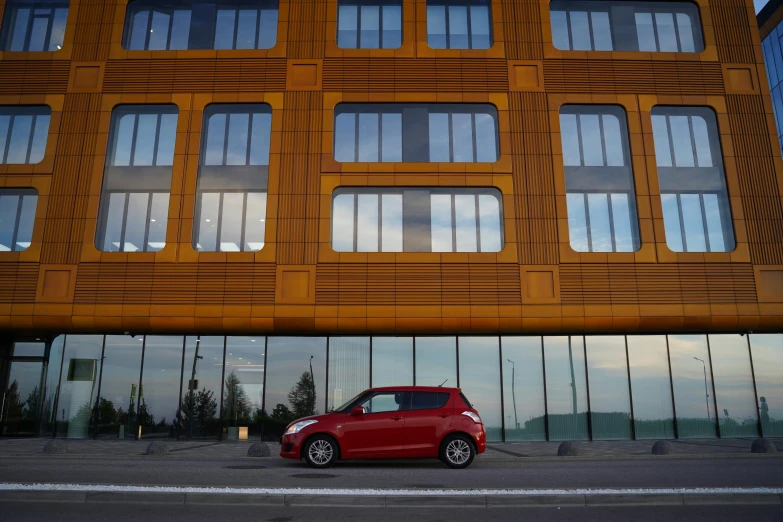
439,434,475,469
303,435,339,468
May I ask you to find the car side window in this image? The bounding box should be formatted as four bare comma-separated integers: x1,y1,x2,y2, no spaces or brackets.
410,391,449,410
360,392,408,414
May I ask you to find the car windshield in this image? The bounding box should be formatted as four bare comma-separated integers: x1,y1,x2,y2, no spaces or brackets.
334,391,368,412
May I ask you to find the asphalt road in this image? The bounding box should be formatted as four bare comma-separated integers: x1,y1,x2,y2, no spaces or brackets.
0,502,781,522
0,456,781,490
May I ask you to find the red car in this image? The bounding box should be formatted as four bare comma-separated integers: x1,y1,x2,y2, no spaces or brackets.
280,386,486,469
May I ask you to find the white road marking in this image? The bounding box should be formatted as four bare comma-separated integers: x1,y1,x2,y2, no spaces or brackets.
0,484,781,496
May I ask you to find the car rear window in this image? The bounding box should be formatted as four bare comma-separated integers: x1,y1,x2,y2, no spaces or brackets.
459,392,473,408
410,391,449,410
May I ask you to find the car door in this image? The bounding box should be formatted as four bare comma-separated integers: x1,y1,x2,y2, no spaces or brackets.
340,391,408,458
402,391,453,457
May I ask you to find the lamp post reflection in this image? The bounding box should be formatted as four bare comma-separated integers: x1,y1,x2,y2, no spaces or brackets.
693,357,711,422
507,359,518,430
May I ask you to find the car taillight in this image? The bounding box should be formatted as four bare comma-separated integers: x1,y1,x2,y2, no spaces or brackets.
461,411,482,424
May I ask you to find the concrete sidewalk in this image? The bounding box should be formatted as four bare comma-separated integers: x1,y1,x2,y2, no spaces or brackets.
0,437,780,460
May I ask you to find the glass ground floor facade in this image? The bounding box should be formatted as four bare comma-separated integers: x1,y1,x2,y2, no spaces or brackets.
2,333,782,442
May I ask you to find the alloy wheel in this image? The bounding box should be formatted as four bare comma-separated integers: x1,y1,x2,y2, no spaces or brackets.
308,439,334,465
446,439,471,465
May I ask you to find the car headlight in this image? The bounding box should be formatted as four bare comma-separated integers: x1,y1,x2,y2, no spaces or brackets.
284,420,318,435
461,411,482,424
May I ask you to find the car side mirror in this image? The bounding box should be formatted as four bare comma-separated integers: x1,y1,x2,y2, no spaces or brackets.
350,405,364,416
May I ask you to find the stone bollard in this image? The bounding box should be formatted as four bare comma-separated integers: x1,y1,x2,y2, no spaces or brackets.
651,440,676,455
247,442,271,457
145,441,169,456
751,438,777,454
42,440,68,454
557,441,583,457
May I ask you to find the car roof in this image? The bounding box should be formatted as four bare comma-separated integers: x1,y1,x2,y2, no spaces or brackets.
368,386,460,393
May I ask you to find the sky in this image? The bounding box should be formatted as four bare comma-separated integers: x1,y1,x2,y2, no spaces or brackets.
756,0,770,13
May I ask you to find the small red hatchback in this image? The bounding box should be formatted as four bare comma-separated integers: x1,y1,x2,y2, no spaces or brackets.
280,386,486,469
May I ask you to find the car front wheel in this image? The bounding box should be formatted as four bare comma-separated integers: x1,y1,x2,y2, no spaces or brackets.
440,434,475,469
303,435,339,468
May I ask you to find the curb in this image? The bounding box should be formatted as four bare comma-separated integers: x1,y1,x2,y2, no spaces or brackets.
0,490,781,507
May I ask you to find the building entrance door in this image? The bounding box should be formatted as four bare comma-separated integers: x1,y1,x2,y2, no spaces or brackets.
1,358,45,436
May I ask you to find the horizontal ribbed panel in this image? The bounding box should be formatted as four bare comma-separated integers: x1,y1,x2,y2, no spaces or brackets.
0,62,70,94
0,264,39,303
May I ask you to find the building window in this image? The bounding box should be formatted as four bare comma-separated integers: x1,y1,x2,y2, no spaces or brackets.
0,106,51,164
331,188,503,253
427,0,492,49
1,0,68,52
334,104,498,163
550,1,703,53
96,105,178,253
338,0,402,49
0,189,37,252
194,104,271,253
651,107,734,253
559,105,639,253
124,0,278,51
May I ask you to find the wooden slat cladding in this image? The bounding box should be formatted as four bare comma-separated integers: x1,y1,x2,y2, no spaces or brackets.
72,0,116,62
0,264,38,304
711,0,756,65
103,59,288,93
74,264,276,305
727,95,783,265
287,0,327,59
560,264,757,304
501,0,543,60
543,60,725,94
316,264,522,305
0,62,70,94
322,59,509,92
277,92,323,265
510,92,558,265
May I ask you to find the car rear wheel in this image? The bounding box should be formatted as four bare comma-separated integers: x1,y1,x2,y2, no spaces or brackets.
303,435,338,468
440,434,475,469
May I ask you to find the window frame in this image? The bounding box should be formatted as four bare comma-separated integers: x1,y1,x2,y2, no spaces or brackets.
559,104,640,253
96,104,179,254
0,188,38,252
192,103,272,253
426,0,493,50
650,105,734,253
0,105,52,165
549,0,704,53
0,0,69,52
334,103,500,163
331,186,505,253
337,0,403,49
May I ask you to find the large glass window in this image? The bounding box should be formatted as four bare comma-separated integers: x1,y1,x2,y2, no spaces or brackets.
96,106,177,253
124,0,278,50
334,104,498,163
0,189,37,252
371,337,413,387
138,336,184,439
223,336,265,440
762,24,783,156
668,334,717,438
338,0,401,49
194,104,271,252
55,335,104,439
560,106,639,252
41,336,64,436
95,336,143,439
585,336,632,440
181,336,223,439
415,337,457,387
627,335,675,439
544,336,589,441
550,1,703,53
332,188,503,253
0,106,51,165
708,334,759,438
651,107,734,252
264,337,326,438
426,0,491,49
458,337,502,442
327,337,370,412
1,0,68,51
749,334,783,437
501,337,545,441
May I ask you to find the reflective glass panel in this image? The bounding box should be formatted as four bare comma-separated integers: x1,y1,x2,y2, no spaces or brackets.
244,192,267,251
585,336,632,440
138,336,184,439
708,334,759,438
459,337,502,442
96,336,142,439
381,193,403,252
224,337,266,440
382,5,402,48
415,337,456,387
56,335,104,439
669,334,717,438
544,336,589,441
41,336,64,436
357,194,379,252
328,337,370,411
372,337,413,387
427,5,447,48
181,336,223,439
338,5,358,48
360,5,380,48
501,337,545,441
749,334,783,437
627,335,675,439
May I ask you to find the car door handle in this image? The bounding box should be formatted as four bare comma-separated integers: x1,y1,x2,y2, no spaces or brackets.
391,416,403,421
438,414,450,418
